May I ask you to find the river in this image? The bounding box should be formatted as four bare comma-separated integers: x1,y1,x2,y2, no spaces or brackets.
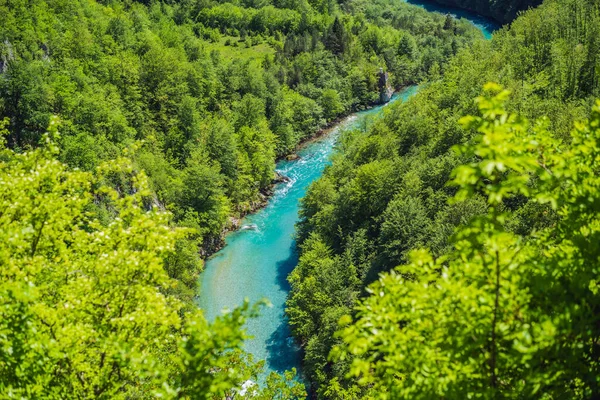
198,3,499,381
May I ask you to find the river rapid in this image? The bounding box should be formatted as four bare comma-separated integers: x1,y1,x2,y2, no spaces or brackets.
198,4,499,381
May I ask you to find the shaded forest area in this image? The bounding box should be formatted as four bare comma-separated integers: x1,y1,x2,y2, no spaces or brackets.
429,0,542,23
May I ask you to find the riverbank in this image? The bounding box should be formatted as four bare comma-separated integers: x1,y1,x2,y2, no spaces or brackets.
406,0,500,38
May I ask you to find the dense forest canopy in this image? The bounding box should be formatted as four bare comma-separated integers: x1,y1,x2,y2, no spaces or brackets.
0,0,483,397
289,0,600,396
2,0,600,398
0,126,306,397
0,0,481,303
333,87,600,399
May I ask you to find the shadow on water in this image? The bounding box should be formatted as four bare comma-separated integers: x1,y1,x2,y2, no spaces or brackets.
264,241,302,373
274,241,300,292
265,313,301,373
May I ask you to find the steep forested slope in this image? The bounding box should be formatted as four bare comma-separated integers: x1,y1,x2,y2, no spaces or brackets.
334,88,600,399
0,0,481,303
289,0,600,396
0,126,306,398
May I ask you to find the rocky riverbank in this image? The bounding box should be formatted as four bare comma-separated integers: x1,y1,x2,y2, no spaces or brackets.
200,170,292,258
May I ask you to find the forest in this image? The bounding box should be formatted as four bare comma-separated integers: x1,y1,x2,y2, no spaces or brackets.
1,0,599,398
289,0,600,396
0,0,480,306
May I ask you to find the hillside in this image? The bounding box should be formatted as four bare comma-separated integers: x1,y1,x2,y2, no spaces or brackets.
289,0,600,396
0,0,481,301
3,0,600,397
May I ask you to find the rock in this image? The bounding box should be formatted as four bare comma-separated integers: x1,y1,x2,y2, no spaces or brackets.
286,153,300,161
240,223,258,231
273,171,291,184
239,380,256,396
200,235,226,258
378,67,394,104
41,43,50,62
427,0,541,24
1,40,15,74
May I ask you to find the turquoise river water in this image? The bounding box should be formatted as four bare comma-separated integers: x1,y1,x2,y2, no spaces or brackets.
199,5,499,380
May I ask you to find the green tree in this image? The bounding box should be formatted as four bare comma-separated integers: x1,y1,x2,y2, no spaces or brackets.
271,87,324,154
180,148,230,239
379,195,431,265
287,235,360,387
326,17,348,55
0,122,304,398
333,86,600,399
320,88,345,121
397,34,416,60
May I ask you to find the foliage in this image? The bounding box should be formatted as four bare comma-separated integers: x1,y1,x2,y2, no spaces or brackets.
0,0,482,303
6,0,593,396
290,0,600,394
0,124,305,398
333,86,600,399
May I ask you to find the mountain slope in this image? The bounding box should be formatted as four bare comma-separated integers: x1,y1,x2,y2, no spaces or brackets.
289,0,600,395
